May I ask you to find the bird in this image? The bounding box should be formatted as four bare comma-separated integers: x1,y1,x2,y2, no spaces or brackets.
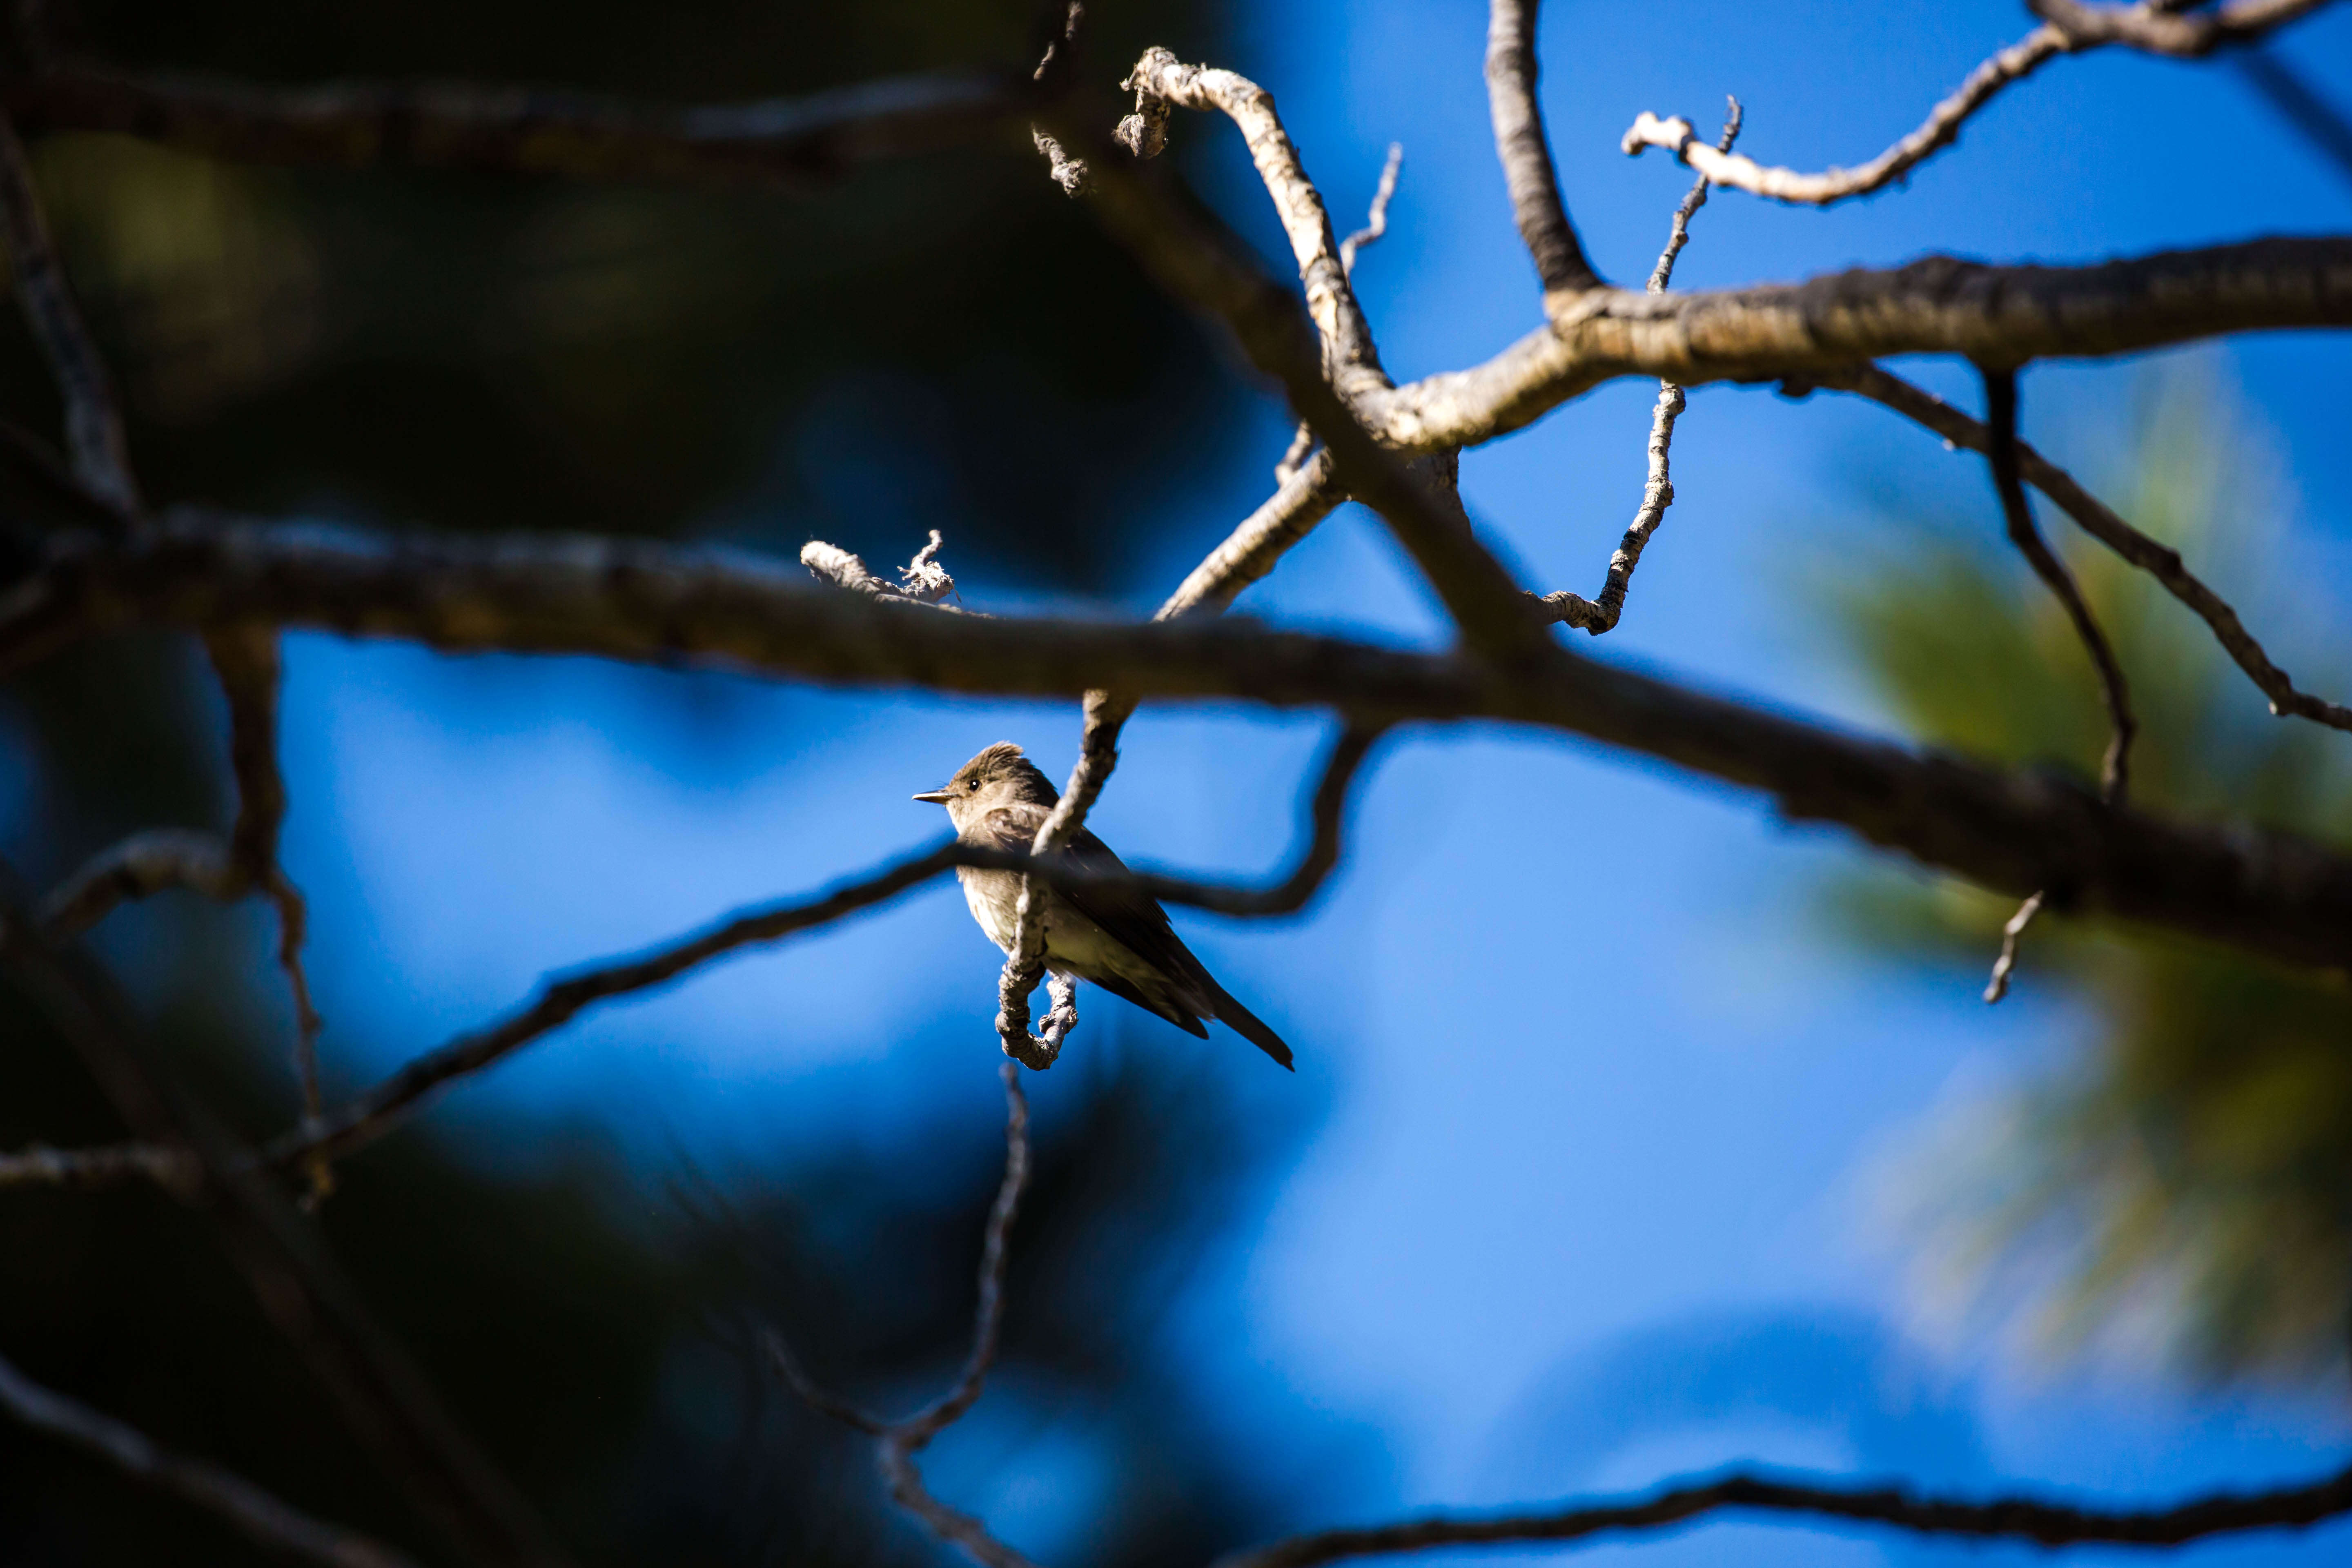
915,742,1295,1069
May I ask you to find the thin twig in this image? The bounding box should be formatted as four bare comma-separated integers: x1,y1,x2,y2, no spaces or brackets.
1977,366,2136,1001
272,741,1385,1167
0,1139,194,1190
1981,368,2138,805
1983,890,2046,1003
2,63,1035,188
203,624,327,1195
0,109,138,521
764,1064,1041,1568
1485,0,1603,295
1619,0,2335,207
1339,142,1403,274
39,828,237,936
0,1350,423,1568
1535,100,1740,635
1212,1457,2352,1568
1281,143,1403,483
1797,363,2352,733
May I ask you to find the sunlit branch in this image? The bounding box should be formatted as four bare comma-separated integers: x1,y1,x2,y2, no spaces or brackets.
1485,0,1603,296
1621,0,2339,207
1536,100,1740,635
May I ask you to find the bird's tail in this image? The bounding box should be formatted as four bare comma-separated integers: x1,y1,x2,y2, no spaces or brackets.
1208,984,1294,1070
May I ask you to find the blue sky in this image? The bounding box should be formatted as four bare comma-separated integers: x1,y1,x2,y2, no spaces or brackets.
261,3,2352,1564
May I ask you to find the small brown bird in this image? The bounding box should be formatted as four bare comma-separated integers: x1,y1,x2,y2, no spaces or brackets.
915,743,1295,1069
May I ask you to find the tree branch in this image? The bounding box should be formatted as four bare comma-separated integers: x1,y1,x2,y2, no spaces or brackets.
0,1139,192,1190
0,63,1034,188
1212,1459,2352,1568
1982,367,2137,804
1485,0,1602,296
16,517,2352,977
1114,47,1387,394
1537,100,1740,635
1356,236,2352,453
1622,1,2338,207
766,1063,1042,1568
1795,362,2352,732
0,107,137,521
0,1349,423,1568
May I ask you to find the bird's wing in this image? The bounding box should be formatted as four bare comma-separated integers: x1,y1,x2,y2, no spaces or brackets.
974,806,1293,1068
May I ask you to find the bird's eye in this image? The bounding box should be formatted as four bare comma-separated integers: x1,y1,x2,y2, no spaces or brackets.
964,779,977,792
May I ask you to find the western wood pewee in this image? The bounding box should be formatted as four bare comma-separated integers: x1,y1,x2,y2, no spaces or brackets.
916,743,1294,1069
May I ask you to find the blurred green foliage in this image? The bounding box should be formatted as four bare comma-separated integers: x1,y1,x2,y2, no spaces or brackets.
1817,365,2352,1383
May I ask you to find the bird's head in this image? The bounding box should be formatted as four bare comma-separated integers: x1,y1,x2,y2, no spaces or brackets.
914,742,1059,829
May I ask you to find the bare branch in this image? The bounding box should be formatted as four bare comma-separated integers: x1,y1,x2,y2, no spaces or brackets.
1059,120,1550,662
203,624,327,1188
1167,450,1347,618
1353,236,2352,455
1798,363,2352,733
765,1065,1042,1568
1646,100,1740,293
1339,142,1403,276
1113,48,1387,393
20,517,2352,976
1485,0,1602,296
39,828,236,937
897,1061,1029,1448
2032,0,2338,57
1984,889,2045,1004
1980,365,2136,1001
0,1139,193,1191
0,1350,423,1568
1983,368,2137,805
0,109,137,520
1537,101,1740,635
1214,1459,2352,1568
1621,1,2337,207
1,64,1033,189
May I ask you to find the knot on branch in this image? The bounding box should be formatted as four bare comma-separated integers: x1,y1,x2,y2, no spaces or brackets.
1115,47,1178,158
1621,110,1698,161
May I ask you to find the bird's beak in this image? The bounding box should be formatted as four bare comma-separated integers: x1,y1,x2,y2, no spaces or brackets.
911,789,955,804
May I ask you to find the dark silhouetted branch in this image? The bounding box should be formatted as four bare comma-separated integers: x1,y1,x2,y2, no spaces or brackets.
767,1064,1042,1568
2,64,1032,188
1982,368,2136,805
0,1349,422,1568
39,828,237,936
1797,362,2352,733
16,517,2352,977
1213,1459,2352,1568
1485,0,1601,296
0,109,136,520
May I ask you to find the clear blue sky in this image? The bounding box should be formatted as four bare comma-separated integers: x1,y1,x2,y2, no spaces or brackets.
271,3,2352,1564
